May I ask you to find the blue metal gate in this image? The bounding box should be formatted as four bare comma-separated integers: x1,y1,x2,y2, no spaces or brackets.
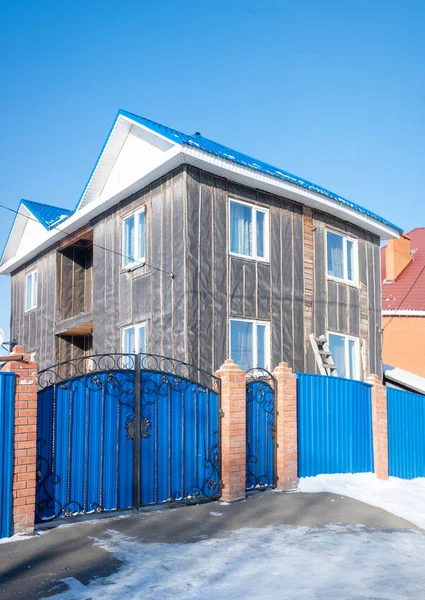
246,369,276,489
388,387,425,479
0,373,15,538
297,374,374,477
36,354,220,522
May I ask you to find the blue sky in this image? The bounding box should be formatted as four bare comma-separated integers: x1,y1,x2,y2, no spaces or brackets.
0,0,424,341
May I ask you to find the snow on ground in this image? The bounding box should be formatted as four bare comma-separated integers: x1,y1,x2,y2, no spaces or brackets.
0,533,32,545
46,525,425,599
299,473,425,530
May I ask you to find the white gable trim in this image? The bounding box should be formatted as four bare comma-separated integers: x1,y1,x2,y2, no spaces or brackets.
0,148,183,275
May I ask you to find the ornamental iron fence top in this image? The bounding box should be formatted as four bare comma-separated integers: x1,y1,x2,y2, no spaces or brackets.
38,352,220,394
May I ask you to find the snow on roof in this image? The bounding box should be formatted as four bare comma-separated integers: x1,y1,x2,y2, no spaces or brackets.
115,110,402,233
383,364,425,395
21,199,73,230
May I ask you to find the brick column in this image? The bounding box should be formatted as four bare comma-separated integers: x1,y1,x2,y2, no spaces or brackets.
274,362,298,491
2,346,38,535
215,360,246,502
366,374,388,480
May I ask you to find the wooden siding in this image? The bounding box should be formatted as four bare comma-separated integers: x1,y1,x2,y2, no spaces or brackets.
10,164,383,378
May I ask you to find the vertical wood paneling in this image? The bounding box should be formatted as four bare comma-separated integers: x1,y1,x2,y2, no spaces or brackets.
186,167,200,368
93,221,106,353
293,209,304,372
314,215,327,337
150,181,162,354
198,171,214,372
161,176,173,357
172,170,186,362
213,176,228,370
243,261,257,319
328,282,338,331
282,209,293,366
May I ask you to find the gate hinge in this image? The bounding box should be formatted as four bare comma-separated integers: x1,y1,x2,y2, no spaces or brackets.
219,480,225,490
219,409,225,418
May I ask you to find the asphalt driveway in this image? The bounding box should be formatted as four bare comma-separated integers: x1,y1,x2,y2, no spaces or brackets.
0,491,422,599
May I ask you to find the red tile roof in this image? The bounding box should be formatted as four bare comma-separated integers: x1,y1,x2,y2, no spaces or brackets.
381,228,425,311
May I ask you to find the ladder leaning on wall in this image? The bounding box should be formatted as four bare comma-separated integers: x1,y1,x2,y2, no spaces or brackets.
309,333,339,377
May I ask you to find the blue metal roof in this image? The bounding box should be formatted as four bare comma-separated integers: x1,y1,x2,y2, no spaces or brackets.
21,199,73,230
119,109,402,233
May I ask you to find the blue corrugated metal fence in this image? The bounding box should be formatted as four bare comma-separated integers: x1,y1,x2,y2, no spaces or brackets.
0,372,15,538
297,374,374,477
388,387,425,479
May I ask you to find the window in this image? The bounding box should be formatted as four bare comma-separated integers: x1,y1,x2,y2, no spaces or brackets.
229,319,270,371
25,269,37,311
122,323,146,354
229,199,269,261
326,230,357,284
328,332,359,379
122,206,146,268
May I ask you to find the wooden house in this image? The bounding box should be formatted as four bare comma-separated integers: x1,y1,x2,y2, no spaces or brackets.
0,110,402,378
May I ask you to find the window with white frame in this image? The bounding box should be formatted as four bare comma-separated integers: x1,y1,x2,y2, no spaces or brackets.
25,269,37,312
122,206,146,268
122,323,147,355
328,332,359,379
229,199,269,261
326,230,357,284
229,319,270,371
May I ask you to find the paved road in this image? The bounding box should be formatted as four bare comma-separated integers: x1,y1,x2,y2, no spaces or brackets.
0,491,419,599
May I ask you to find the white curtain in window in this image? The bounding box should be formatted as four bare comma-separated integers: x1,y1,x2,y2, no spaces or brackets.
231,321,253,371
327,232,344,279
230,202,252,256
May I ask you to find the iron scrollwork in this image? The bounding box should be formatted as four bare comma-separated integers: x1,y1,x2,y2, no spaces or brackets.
246,368,276,490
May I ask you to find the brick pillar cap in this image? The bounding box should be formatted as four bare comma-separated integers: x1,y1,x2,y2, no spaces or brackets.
12,345,25,354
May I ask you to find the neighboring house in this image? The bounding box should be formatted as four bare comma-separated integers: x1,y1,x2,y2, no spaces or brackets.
381,228,425,377
0,110,402,378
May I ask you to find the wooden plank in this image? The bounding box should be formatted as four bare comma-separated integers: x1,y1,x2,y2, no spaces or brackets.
270,207,282,367
172,169,186,363
150,180,162,355
161,175,173,357
349,286,360,337
373,242,382,377
337,283,348,334
313,215,327,337
293,210,304,371
366,241,376,375
257,262,271,321
327,281,338,331
281,209,293,366
213,175,228,371
243,261,257,319
198,171,213,372
230,258,244,316
93,220,106,353
358,239,367,284
186,167,200,367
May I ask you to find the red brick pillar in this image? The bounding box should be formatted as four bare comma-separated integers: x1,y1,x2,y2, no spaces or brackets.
366,374,388,480
2,346,38,535
215,360,246,502
274,362,298,491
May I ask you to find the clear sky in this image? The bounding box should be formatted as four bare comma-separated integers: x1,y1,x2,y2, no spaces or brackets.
0,0,424,342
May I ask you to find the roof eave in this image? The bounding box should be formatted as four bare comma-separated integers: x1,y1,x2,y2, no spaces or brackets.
181,146,400,240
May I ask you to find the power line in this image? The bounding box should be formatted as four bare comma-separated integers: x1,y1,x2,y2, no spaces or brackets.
382,263,425,332
0,203,175,279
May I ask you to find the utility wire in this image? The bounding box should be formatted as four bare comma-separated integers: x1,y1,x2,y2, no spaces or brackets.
0,203,175,278
382,263,425,332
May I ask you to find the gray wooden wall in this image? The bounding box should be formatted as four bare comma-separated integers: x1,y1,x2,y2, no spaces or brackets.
10,164,382,378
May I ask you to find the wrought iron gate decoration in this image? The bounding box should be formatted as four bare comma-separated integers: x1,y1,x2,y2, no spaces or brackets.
36,354,221,522
245,369,276,490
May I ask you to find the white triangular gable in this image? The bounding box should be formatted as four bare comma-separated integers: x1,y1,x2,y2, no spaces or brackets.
2,205,49,264
77,116,177,211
